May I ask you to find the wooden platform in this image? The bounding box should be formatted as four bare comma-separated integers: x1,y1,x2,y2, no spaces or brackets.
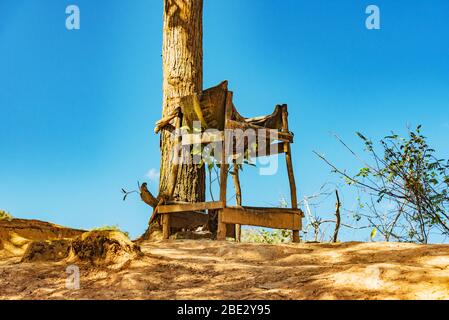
158,202,303,242
158,201,224,214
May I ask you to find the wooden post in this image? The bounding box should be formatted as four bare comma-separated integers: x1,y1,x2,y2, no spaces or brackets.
217,210,226,241
232,162,242,242
218,146,229,241
162,214,171,240
217,91,232,241
281,105,300,243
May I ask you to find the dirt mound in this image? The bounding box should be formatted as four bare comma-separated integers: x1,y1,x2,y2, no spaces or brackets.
21,231,142,267
21,240,72,263
0,219,84,257
68,231,142,266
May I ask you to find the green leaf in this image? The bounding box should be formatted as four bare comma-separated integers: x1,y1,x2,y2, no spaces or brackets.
191,148,202,156
207,162,214,171
356,132,368,141
370,228,377,241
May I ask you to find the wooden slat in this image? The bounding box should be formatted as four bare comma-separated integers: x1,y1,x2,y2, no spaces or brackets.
158,201,224,214
221,207,302,230
232,206,304,216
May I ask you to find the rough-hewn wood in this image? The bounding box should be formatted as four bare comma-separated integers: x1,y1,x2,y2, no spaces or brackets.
158,201,224,214
281,104,300,243
159,0,205,202
154,107,181,134
221,207,302,231
217,210,226,241
179,81,228,130
231,104,284,130
220,94,231,205
162,214,171,239
232,162,242,242
232,206,304,215
140,183,159,208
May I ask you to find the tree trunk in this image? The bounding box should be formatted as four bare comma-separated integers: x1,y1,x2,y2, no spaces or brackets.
141,0,205,240
159,0,205,202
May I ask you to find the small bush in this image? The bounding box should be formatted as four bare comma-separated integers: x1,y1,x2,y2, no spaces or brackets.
91,225,130,239
0,210,13,221
242,227,292,244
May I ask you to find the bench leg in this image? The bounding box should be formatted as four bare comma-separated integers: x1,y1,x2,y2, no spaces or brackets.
292,230,300,243
235,224,241,242
162,214,171,240
217,211,227,241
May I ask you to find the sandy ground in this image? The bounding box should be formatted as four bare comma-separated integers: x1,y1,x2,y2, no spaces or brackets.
1,239,449,300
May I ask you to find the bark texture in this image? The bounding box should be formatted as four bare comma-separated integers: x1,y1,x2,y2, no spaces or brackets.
159,0,205,202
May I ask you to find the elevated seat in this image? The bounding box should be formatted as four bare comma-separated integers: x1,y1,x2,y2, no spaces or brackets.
153,81,303,242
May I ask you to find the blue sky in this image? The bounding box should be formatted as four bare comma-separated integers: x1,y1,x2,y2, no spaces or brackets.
1,0,448,241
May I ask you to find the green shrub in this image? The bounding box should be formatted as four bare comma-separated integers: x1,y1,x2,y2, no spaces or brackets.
91,225,130,238
241,227,292,244
0,210,13,221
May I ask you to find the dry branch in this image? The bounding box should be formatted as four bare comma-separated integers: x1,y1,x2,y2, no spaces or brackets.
140,183,159,208
333,190,341,243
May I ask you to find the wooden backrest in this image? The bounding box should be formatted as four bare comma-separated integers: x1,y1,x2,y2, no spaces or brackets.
179,81,228,130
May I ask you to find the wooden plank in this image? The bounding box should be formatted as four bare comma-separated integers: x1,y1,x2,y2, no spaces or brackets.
221,207,302,230
158,201,224,214
230,206,304,216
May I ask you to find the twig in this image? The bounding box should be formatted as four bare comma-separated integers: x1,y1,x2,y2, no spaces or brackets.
333,190,341,243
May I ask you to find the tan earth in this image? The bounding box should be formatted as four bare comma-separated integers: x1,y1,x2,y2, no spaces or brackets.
0,219,448,300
